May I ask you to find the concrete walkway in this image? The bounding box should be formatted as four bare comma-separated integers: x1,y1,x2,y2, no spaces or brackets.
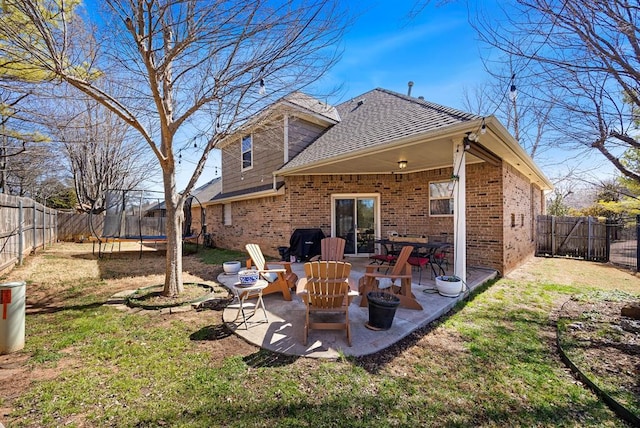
218,258,498,359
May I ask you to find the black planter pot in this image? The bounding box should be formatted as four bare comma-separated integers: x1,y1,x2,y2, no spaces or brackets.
366,292,400,331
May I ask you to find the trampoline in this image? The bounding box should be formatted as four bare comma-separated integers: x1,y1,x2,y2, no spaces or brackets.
91,189,204,257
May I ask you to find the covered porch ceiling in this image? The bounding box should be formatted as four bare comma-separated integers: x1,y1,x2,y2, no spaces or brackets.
276,118,553,190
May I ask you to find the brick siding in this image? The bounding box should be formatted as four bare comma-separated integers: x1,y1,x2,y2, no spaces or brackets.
207,162,544,273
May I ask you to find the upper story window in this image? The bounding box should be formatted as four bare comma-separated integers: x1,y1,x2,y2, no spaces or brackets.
429,180,455,216
241,134,253,170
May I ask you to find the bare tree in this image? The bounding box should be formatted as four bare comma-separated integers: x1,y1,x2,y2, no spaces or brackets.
472,0,640,183
47,92,155,214
0,0,347,296
461,68,557,162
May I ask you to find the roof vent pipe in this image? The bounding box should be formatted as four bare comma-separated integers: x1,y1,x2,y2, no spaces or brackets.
407,81,414,97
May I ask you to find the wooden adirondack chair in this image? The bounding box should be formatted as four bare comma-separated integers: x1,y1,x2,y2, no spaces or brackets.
320,237,346,261
298,261,352,346
359,245,422,310
245,244,298,301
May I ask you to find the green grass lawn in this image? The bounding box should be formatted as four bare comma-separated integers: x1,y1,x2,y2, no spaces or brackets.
2,244,637,427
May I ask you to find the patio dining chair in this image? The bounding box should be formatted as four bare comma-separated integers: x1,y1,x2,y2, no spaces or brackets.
298,260,352,346
407,254,429,285
359,245,423,310
245,244,298,301
369,241,397,267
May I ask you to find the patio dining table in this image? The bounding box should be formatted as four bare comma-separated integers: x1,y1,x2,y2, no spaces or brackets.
374,238,450,279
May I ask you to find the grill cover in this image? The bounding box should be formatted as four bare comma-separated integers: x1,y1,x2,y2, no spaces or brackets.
289,228,325,261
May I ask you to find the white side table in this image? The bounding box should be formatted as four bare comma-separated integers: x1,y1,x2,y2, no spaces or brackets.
230,279,269,329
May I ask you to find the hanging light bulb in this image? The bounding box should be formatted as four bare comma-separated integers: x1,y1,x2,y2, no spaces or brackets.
509,84,517,101
259,78,266,96
480,118,487,135
508,73,517,102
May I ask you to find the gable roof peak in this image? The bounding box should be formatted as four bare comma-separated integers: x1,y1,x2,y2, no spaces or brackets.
281,91,341,122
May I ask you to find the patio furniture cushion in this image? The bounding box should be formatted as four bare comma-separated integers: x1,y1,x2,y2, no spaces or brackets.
261,272,279,283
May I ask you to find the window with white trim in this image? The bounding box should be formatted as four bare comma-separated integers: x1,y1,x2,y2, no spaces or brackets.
429,180,455,216
241,134,253,170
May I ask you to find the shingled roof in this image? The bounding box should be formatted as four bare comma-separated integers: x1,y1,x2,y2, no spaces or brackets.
283,91,340,123
281,88,481,170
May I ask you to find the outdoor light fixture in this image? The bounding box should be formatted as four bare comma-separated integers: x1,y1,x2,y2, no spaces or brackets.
398,160,408,169
480,118,487,134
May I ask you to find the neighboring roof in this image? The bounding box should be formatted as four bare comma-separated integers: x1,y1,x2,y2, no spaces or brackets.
189,177,222,203
281,88,481,170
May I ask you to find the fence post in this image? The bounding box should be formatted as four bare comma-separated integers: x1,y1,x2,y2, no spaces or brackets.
605,218,612,262
43,206,47,250
18,200,23,266
636,215,640,273
32,202,37,253
587,217,593,260
551,216,556,256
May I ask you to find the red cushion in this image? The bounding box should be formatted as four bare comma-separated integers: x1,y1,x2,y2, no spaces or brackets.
408,256,428,267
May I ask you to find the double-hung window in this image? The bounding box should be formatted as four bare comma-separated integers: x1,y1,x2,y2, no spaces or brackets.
429,180,455,216
241,134,253,170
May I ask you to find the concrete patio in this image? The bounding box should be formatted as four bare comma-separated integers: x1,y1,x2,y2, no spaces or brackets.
217,258,498,359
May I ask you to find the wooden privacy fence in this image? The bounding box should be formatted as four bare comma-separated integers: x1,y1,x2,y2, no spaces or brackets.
536,215,608,261
57,212,104,242
0,193,58,273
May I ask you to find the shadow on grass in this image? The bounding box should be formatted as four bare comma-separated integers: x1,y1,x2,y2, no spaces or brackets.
243,348,299,368
354,277,499,374
190,324,233,341
26,299,106,315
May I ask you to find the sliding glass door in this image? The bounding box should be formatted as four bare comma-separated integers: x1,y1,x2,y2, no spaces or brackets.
332,194,379,256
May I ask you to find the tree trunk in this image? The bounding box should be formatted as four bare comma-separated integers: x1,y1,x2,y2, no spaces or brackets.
162,170,184,297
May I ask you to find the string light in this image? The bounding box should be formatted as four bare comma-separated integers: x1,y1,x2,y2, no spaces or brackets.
509,73,517,102
480,117,487,134
258,66,266,96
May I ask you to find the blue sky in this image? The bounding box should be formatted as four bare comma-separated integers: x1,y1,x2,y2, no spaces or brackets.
173,0,615,192
180,1,492,190
321,1,486,107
